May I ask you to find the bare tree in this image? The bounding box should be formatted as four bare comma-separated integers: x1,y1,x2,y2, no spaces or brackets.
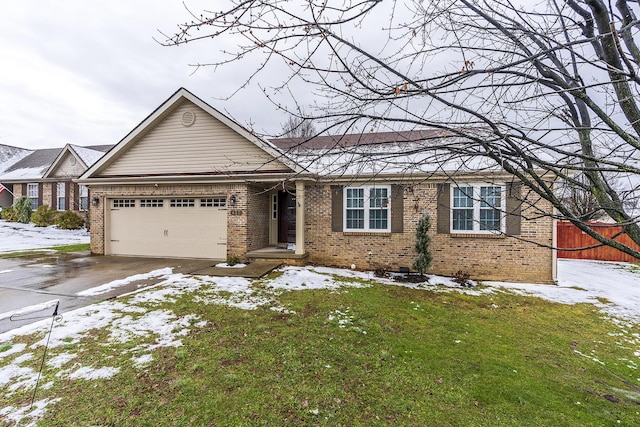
281,114,316,138
162,0,640,259
559,173,607,222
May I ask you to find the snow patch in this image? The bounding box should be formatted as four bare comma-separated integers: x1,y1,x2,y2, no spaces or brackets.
67,365,120,380
76,268,174,296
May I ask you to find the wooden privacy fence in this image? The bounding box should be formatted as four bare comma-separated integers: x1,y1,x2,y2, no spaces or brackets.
556,221,640,262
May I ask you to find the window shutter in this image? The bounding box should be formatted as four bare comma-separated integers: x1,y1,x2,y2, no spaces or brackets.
22,183,27,196
52,183,57,209
390,184,404,233
74,183,80,210
38,183,43,207
65,182,71,211
506,182,522,235
331,185,343,232
436,183,450,234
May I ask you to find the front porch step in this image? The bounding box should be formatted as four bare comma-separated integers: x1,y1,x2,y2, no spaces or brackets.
245,247,309,266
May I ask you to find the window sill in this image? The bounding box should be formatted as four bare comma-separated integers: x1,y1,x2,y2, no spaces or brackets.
450,233,506,239
343,231,392,237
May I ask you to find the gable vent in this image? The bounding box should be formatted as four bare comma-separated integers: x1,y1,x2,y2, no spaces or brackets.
180,110,196,127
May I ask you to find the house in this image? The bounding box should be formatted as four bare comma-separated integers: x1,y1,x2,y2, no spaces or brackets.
0,143,113,212
78,88,556,283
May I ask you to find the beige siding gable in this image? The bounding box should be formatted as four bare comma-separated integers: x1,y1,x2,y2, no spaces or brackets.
49,152,86,178
99,100,291,177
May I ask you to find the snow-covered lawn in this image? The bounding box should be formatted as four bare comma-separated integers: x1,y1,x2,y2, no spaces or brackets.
0,221,89,253
1,221,639,425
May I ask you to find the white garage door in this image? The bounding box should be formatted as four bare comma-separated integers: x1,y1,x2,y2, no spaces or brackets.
108,197,227,259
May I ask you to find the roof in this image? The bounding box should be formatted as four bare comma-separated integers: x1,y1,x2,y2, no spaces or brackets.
270,129,451,150
270,130,512,179
80,87,304,181
1,144,114,182
0,144,32,174
1,148,62,180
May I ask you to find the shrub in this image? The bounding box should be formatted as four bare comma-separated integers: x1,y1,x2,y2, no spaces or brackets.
226,255,241,266
453,270,473,287
0,206,17,222
55,210,85,230
13,197,33,224
31,205,59,227
412,213,433,275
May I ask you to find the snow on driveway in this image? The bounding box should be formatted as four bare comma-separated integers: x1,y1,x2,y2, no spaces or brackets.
0,221,88,253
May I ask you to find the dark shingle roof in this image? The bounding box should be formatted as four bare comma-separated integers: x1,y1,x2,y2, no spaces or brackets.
270,130,449,151
5,148,63,173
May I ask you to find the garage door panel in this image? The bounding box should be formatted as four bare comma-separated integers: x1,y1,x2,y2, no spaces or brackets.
108,198,227,259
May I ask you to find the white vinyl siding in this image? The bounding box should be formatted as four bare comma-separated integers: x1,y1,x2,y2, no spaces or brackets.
49,152,86,177
99,101,290,176
451,184,504,233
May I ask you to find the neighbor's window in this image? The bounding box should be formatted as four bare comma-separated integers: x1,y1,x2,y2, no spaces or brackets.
451,184,504,233
27,183,39,209
79,185,89,210
57,183,66,211
344,186,390,232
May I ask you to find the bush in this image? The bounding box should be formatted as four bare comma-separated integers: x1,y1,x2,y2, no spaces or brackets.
13,197,33,224
412,213,433,275
0,206,17,222
226,255,241,266
453,270,473,287
31,205,59,227
55,210,85,230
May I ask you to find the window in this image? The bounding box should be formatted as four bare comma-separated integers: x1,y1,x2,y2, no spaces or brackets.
79,185,89,210
170,198,195,207
451,184,504,233
113,199,136,208
140,199,164,207
272,194,278,220
27,183,39,209
57,183,66,211
344,186,390,232
200,198,226,207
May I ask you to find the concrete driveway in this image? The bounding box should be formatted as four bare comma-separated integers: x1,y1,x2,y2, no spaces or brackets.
0,252,215,333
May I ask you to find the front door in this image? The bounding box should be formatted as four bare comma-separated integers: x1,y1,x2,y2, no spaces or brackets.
277,191,296,245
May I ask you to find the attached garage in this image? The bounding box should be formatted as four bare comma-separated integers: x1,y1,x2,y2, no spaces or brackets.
79,88,300,261
107,196,227,259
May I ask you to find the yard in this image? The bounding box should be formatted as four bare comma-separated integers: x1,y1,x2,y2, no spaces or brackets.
1,221,639,426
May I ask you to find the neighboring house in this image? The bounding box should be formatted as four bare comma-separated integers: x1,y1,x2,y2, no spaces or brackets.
78,88,556,283
0,144,33,208
0,143,113,212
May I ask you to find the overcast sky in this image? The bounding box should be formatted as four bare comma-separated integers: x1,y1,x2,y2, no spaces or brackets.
0,1,292,150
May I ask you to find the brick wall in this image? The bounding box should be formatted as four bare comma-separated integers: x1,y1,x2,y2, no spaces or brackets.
246,185,270,252
304,183,554,283
42,183,53,208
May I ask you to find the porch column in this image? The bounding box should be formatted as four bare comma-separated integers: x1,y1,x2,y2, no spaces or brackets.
295,181,305,255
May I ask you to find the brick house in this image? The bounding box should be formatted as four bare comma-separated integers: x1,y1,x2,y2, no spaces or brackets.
0,143,113,213
78,88,557,283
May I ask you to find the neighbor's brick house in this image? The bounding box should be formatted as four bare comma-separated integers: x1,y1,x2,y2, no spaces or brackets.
0,144,113,212
78,88,556,283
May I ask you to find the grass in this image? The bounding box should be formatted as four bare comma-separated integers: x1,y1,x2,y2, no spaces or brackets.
0,243,90,258
2,273,640,426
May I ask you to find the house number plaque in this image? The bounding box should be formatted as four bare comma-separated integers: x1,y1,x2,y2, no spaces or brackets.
230,210,243,216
